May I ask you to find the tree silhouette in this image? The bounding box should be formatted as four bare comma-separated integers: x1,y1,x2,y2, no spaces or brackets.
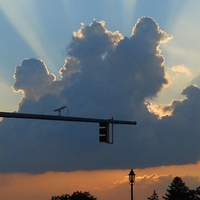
51,191,97,200
196,186,200,199
163,177,191,200
147,190,159,200
51,194,70,200
189,186,200,200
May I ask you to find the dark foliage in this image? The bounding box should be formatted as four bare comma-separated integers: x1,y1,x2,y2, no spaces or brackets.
189,186,200,200
51,191,97,200
148,190,159,200
162,177,200,200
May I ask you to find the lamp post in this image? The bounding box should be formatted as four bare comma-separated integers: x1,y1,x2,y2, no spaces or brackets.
128,169,136,200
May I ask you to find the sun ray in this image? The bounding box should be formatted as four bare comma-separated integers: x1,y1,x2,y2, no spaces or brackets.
0,1,61,76
122,0,137,35
162,0,200,64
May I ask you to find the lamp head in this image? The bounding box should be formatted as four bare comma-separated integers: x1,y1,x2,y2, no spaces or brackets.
129,169,135,184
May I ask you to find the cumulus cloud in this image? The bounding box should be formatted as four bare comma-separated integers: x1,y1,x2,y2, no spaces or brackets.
59,57,82,82
0,17,199,173
68,20,123,59
13,58,56,101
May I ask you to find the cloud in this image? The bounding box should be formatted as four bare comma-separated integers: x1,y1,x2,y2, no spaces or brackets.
0,17,199,173
13,58,56,101
171,65,191,76
68,20,123,59
146,102,174,119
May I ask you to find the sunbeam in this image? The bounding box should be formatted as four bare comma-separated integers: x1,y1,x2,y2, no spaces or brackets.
122,0,137,35
0,1,60,77
161,0,200,92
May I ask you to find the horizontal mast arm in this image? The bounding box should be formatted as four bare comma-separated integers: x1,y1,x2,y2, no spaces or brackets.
0,111,137,125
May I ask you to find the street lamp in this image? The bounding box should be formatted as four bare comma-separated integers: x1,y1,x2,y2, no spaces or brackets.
128,169,136,200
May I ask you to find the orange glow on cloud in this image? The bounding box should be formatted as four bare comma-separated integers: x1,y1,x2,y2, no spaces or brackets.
171,65,191,76
145,102,174,118
0,163,200,200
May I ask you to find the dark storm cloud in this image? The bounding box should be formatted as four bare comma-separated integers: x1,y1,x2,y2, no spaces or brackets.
1,17,198,173
147,84,200,166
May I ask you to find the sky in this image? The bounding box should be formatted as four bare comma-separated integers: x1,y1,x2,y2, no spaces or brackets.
1,0,200,199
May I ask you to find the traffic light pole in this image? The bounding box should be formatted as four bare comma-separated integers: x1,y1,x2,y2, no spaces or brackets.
0,111,137,125
0,111,137,144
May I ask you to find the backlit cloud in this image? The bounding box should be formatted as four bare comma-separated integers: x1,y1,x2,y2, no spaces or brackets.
0,17,199,173
146,102,174,119
13,58,56,101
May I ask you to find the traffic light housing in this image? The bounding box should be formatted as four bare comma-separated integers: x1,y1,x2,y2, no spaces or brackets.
99,122,110,143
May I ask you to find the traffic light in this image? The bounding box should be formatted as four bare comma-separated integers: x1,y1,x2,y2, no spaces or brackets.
99,122,109,143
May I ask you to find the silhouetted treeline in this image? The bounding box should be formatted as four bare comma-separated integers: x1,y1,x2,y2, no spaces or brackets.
51,177,200,200
148,177,200,200
51,191,97,200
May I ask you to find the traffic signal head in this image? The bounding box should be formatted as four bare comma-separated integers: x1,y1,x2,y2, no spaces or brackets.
99,122,109,143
